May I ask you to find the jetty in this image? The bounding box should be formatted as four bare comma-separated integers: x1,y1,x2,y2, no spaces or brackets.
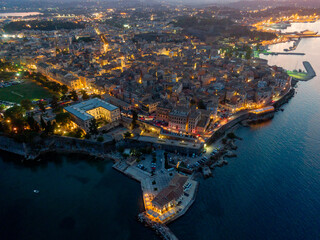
287,61,316,81
262,52,305,56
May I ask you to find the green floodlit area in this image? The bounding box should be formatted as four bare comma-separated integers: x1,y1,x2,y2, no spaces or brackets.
0,80,52,103
287,70,312,80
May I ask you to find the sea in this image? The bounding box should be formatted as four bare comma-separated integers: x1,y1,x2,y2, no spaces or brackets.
1,22,320,240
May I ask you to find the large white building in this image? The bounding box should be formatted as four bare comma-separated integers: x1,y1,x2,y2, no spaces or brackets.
64,98,120,132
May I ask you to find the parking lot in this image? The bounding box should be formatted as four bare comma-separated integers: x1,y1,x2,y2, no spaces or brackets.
136,150,164,175
166,143,223,170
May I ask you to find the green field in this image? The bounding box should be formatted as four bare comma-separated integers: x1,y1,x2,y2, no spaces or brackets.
0,80,52,103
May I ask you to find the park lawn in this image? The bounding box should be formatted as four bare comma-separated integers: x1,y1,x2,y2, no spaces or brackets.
0,80,53,103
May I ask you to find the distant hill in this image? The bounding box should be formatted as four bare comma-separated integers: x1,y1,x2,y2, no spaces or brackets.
4,20,85,33
224,0,320,10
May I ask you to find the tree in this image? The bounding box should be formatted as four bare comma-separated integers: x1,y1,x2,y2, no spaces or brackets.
81,90,89,100
88,118,98,135
0,121,10,133
72,128,84,138
0,104,5,111
44,120,55,135
4,105,25,120
61,85,68,95
245,47,252,60
60,94,68,101
50,95,60,112
131,110,138,129
97,136,104,142
4,105,28,133
55,112,71,126
20,99,33,111
27,115,40,132
38,101,46,113
70,90,78,101
91,94,101,99
124,131,132,138
40,116,47,130
197,100,206,110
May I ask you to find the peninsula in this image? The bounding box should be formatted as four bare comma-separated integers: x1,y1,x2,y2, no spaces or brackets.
0,3,318,239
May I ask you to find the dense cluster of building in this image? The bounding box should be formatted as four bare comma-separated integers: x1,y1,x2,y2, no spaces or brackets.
0,8,291,137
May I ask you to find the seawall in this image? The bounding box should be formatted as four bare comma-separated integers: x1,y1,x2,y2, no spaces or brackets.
0,134,115,160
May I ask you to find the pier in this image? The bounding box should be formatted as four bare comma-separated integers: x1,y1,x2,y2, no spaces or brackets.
287,61,316,81
262,52,305,56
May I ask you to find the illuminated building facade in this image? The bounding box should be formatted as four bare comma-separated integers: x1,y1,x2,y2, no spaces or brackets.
64,98,120,132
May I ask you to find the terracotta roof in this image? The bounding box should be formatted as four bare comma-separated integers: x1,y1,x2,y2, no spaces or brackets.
152,174,188,209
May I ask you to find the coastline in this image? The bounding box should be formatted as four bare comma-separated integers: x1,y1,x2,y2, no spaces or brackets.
0,70,297,240
0,84,296,161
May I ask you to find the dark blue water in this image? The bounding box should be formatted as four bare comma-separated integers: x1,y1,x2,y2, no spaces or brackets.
1,23,320,240
0,153,157,240
170,24,320,240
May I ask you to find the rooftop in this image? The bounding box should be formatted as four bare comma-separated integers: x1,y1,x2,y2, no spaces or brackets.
152,174,188,209
64,98,118,121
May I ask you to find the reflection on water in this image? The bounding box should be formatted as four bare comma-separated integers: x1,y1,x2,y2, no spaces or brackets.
170,22,320,240
248,119,273,130
0,152,156,240
0,21,320,240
